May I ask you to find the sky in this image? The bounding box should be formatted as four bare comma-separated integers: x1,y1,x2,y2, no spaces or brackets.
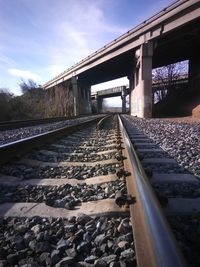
0,0,176,99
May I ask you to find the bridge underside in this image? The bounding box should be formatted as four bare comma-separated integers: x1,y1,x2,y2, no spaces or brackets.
153,19,200,67
91,86,128,113
78,19,200,85
80,18,200,117
44,1,200,118
78,51,133,86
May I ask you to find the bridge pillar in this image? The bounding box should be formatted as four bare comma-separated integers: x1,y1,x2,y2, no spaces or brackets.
72,77,79,116
97,97,103,113
72,77,92,116
130,42,153,118
121,86,127,113
189,55,200,92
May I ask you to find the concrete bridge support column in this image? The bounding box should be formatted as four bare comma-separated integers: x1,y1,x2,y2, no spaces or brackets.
72,77,79,116
130,42,153,118
78,85,92,115
97,97,103,113
121,86,127,113
189,55,200,92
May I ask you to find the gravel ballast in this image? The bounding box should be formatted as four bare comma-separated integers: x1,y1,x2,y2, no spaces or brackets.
123,115,200,177
0,115,102,146
0,181,127,208
0,163,122,180
0,215,135,267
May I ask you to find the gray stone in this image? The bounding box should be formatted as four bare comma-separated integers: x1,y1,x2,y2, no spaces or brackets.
77,214,91,225
94,255,117,266
55,256,74,267
74,262,93,267
29,240,37,251
100,243,107,253
13,235,25,251
36,232,44,241
35,241,51,253
65,224,76,233
57,238,71,252
94,234,105,245
75,229,84,240
0,260,6,267
17,249,29,260
66,247,77,258
7,253,18,265
51,249,61,265
24,231,35,243
120,248,135,260
68,216,76,223
65,202,75,210
77,241,91,253
117,241,129,249
117,233,132,243
109,262,120,267
94,259,107,267
31,224,41,235
15,224,27,234
84,255,98,263
117,219,130,234
45,198,55,206
83,231,92,243
39,252,50,264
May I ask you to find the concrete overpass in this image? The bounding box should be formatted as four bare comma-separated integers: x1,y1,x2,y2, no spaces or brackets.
91,86,129,113
43,0,200,118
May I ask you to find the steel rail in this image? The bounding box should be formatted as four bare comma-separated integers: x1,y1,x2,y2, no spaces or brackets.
0,114,96,131
0,116,104,164
96,114,112,130
119,115,186,267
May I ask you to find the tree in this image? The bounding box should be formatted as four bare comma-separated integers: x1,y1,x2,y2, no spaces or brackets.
0,89,13,121
19,79,39,94
152,61,188,103
0,78,75,121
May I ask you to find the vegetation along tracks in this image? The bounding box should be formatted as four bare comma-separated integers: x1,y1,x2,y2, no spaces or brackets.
0,114,189,266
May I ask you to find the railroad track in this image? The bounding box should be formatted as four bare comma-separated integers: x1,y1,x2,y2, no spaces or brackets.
0,115,93,131
121,115,200,267
0,115,103,147
0,115,188,266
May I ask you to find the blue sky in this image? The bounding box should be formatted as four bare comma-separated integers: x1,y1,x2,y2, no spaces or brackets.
0,0,176,96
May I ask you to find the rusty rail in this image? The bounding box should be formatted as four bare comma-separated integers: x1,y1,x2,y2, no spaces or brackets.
119,115,186,267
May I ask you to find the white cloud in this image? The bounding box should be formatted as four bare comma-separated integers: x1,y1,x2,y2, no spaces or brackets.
8,68,41,82
50,1,127,69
